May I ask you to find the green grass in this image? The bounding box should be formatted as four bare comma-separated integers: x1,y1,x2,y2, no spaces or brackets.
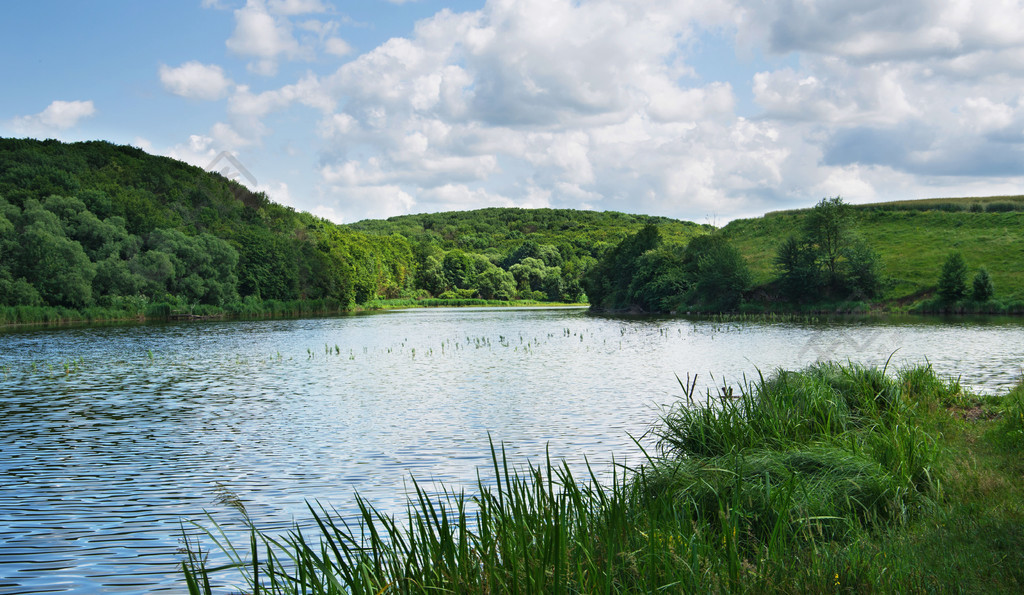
362,297,585,309
722,204,1024,304
180,362,1024,593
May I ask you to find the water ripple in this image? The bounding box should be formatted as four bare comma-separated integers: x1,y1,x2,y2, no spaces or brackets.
2,310,1023,592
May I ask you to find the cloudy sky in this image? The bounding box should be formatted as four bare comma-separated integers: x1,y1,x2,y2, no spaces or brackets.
2,0,1023,224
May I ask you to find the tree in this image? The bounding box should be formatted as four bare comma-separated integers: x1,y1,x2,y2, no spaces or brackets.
475,266,516,300
971,268,994,302
16,201,96,308
584,223,662,310
681,234,750,311
773,197,884,303
625,245,687,311
842,238,884,299
804,196,850,283
938,252,968,302
774,236,822,302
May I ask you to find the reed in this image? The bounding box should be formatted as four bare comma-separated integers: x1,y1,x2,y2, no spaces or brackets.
181,362,1016,593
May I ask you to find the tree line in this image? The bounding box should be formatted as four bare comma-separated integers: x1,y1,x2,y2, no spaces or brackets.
0,138,708,319
4,138,996,319
586,195,1009,314
587,197,890,313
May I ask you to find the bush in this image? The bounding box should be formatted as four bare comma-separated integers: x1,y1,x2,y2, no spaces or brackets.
985,202,1019,212
972,268,995,301
937,252,968,302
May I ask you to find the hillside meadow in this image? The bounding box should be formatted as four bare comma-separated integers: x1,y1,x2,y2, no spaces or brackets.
721,199,1024,304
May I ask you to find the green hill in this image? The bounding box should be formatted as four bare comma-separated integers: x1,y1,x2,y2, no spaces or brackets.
0,137,416,321
4,137,1021,320
349,208,707,254
0,138,709,322
721,198,1024,304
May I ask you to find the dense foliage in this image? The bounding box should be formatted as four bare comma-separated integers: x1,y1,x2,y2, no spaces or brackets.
5,138,1019,319
585,224,751,312
0,138,711,320
772,197,884,303
351,208,709,303
0,138,414,317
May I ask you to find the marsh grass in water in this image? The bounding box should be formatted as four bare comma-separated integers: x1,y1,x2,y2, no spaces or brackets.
181,362,1024,593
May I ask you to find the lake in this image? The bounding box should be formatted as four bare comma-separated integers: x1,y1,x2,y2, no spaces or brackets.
2,307,1023,593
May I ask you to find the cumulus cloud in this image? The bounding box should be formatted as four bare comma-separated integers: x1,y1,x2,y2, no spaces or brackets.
10,100,96,135
324,37,352,56
181,0,1024,223
159,61,232,100
318,184,417,222
226,0,314,75
267,0,330,15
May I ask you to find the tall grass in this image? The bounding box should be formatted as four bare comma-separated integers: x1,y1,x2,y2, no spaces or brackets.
181,362,967,593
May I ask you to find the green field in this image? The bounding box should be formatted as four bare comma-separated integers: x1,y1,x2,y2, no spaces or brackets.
722,200,1024,304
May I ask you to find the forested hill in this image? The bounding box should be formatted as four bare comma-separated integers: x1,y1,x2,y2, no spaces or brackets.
348,208,706,253
0,137,708,320
0,137,419,318
347,209,709,302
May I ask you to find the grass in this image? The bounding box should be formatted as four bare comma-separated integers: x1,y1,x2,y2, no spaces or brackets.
721,204,1024,304
180,361,1024,593
0,297,587,328
362,297,586,309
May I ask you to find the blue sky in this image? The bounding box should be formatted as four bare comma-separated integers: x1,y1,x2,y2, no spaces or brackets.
3,0,1023,224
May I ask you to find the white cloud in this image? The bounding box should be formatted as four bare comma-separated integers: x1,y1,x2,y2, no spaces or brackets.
417,184,517,212
267,0,329,15
10,100,96,135
159,61,232,100
227,0,315,75
324,37,352,56
318,184,417,221
163,0,1024,223
255,180,295,206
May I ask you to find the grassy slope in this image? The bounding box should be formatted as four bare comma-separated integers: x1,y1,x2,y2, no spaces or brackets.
721,203,1024,302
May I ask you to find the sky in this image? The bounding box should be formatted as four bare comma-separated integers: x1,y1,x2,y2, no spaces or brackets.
2,0,1024,225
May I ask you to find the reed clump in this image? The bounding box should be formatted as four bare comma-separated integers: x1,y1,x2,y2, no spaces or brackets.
182,362,1022,594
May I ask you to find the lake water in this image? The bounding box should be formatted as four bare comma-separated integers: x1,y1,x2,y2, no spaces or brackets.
2,307,1023,593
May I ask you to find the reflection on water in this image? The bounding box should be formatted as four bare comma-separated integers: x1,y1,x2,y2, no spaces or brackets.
1,309,1023,593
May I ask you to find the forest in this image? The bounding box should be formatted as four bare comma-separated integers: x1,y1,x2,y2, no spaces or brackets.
4,137,1023,323
0,138,707,322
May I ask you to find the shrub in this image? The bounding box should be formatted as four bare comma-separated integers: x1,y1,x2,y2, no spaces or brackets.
972,268,995,301
985,202,1018,212
937,252,968,302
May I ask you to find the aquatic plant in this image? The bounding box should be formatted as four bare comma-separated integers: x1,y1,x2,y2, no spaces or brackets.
180,362,1007,594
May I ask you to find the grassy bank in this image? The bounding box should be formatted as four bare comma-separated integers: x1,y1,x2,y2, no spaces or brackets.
181,362,1024,593
0,298,348,327
0,297,588,328
362,297,586,309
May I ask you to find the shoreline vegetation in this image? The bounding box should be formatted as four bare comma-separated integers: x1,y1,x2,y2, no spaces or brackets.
3,297,1023,329
182,361,1024,594
0,298,589,328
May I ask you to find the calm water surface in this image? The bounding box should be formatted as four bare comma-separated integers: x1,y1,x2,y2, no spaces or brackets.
1,308,1023,593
